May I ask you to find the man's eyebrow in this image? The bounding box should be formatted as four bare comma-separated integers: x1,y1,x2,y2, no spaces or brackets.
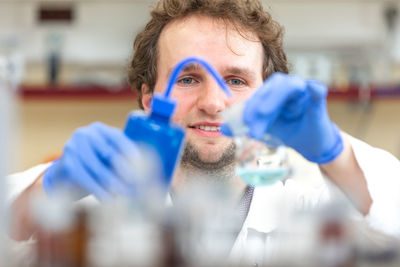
167,63,201,77
222,66,257,80
166,64,256,80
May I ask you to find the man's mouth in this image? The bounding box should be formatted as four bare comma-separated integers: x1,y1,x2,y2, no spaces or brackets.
188,123,222,136
190,125,221,132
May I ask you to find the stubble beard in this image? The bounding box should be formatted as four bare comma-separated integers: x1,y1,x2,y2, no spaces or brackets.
179,141,236,183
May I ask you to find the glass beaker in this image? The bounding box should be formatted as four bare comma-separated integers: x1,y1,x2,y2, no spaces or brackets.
235,136,289,186
222,102,290,186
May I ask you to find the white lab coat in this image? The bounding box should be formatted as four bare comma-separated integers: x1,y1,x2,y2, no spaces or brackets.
5,134,400,257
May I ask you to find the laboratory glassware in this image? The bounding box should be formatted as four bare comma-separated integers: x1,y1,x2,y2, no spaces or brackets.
222,102,290,186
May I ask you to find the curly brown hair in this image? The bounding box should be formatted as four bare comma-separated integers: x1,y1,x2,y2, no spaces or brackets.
128,0,289,108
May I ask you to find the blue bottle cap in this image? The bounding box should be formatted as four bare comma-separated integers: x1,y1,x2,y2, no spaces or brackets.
151,93,176,118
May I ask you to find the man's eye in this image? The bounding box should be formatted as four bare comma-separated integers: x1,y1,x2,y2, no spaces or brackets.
226,78,245,86
178,77,196,85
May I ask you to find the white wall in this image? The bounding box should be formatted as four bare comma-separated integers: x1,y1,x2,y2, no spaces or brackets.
266,0,387,49
0,1,152,65
0,0,399,66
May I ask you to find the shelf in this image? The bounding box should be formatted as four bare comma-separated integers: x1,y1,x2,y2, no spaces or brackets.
18,84,138,99
328,84,400,101
17,84,400,101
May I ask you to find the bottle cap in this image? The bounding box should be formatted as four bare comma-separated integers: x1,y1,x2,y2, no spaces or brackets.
151,93,176,118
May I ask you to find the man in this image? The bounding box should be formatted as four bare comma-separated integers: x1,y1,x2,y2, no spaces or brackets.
9,0,400,248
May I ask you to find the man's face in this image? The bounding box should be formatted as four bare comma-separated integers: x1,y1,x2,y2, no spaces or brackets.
142,15,264,169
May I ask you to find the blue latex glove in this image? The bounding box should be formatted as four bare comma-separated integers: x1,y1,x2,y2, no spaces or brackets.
42,122,141,201
240,72,343,164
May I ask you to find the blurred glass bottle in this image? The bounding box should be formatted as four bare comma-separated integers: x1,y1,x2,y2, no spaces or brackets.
31,191,88,267
0,35,21,266
221,101,290,187
45,32,63,86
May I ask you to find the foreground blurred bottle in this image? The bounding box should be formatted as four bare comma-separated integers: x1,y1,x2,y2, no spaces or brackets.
31,191,88,267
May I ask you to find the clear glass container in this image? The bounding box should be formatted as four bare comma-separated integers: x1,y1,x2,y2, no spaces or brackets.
222,102,290,186
235,136,289,186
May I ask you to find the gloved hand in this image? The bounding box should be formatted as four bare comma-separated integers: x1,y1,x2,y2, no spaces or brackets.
241,72,343,164
42,122,141,201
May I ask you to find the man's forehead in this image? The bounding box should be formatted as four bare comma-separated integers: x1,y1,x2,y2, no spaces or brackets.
159,14,260,47
157,14,264,80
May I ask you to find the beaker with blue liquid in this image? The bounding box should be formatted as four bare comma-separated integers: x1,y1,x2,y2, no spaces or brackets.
221,100,290,187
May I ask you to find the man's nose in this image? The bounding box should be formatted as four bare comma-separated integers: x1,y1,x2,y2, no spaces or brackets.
196,81,229,115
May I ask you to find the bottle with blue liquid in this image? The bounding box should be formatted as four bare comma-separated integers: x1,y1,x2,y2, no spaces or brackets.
124,57,232,188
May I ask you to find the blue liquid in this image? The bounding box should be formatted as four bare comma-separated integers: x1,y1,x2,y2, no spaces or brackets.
236,167,288,186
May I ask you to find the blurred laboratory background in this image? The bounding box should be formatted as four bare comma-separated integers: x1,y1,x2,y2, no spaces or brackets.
1,0,400,172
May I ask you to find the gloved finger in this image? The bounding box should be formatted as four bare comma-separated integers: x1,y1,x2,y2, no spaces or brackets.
247,73,307,115
72,126,132,196
88,140,136,196
307,80,328,102
87,123,143,196
244,73,307,138
54,154,112,201
280,90,311,120
93,122,139,161
87,123,141,187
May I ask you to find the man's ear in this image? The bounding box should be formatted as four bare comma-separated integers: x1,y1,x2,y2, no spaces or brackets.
141,84,152,112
